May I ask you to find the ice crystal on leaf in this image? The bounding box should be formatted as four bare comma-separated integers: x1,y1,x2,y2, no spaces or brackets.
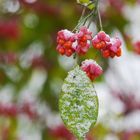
59,66,98,140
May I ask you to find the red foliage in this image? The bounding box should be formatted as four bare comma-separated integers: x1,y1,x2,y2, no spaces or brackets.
20,0,60,16
49,125,75,140
0,102,38,119
133,41,140,54
0,52,17,64
113,91,140,115
108,0,124,13
49,125,95,140
31,56,49,70
0,20,20,40
0,103,18,117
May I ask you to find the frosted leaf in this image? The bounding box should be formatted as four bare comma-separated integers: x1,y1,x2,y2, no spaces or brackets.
59,66,98,140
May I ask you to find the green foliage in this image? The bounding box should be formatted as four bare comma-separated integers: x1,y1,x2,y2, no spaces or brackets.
59,66,98,140
76,0,95,10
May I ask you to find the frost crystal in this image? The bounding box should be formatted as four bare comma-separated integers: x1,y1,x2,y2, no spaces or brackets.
59,66,98,140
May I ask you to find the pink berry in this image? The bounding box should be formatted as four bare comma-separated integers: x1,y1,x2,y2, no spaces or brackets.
109,37,122,53
92,31,122,58
105,37,122,58
81,59,103,81
56,29,75,57
92,31,110,50
73,26,92,55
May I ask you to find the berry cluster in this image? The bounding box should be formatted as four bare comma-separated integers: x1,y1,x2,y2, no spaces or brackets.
56,29,75,57
92,31,122,58
57,27,122,58
56,26,122,81
74,26,92,55
56,27,92,56
81,59,103,81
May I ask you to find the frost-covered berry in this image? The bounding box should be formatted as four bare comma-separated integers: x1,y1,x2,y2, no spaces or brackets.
56,29,75,57
92,31,110,49
133,41,140,54
101,37,122,58
81,59,103,81
73,26,92,55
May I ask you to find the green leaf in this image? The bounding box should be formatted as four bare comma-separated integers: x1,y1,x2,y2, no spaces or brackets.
76,0,95,10
59,66,99,140
77,0,90,3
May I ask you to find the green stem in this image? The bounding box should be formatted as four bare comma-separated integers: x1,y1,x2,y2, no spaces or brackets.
73,53,78,66
85,0,99,28
87,17,92,28
97,5,103,31
79,6,86,21
73,0,99,32
72,5,87,32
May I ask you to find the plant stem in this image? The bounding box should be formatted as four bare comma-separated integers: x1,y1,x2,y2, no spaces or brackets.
80,6,86,21
87,17,93,28
72,5,87,32
97,5,103,31
85,0,99,28
73,1,99,32
73,53,78,66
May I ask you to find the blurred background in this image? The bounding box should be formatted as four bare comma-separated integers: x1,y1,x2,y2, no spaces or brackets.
0,0,140,140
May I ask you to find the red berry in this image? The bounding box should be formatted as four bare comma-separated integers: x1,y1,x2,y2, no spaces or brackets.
66,49,73,57
58,39,65,45
110,51,115,58
64,41,72,48
92,31,110,50
100,41,106,48
116,47,122,57
79,41,86,47
102,50,110,58
59,48,65,55
95,43,102,49
81,35,87,42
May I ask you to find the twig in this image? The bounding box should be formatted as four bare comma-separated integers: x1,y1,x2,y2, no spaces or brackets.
97,5,103,31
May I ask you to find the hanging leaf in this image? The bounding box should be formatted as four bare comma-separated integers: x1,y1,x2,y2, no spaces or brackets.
59,66,98,140
76,0,95,10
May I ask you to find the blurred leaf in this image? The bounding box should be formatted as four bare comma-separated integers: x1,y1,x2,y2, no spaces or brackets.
59,66,98,140
106,7,128,31
76,0,95,10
